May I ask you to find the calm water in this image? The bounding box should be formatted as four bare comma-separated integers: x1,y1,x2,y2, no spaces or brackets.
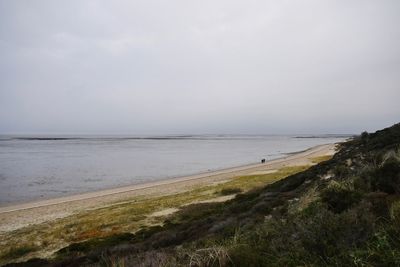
0,135,347,205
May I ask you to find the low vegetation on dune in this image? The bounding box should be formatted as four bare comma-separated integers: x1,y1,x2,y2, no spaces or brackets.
0,162,313,266
3,123,400,267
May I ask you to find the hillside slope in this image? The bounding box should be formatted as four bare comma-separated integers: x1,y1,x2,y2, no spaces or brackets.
7,123,400,267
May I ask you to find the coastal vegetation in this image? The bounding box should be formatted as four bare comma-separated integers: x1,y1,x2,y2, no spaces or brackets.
0,163,313,265
2,122,400,266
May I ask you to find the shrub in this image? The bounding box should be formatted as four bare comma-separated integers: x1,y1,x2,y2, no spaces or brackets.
218,188,242,196
365,192,391,218
361,131,369,141
352,228,400,266
371,157,400,194
187,246,231,267
278,173,306,192
333,165,350,179
320,181,362,213
229,244,264,267
57,233,134,257
353,175,371,192
1,245,38,260
227,201,375,266
390,200,400,225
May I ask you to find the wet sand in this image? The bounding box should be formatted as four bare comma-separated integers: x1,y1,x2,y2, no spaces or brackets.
0,143,337,232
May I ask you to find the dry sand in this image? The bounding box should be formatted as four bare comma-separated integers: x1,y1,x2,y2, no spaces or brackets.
0,143,337,232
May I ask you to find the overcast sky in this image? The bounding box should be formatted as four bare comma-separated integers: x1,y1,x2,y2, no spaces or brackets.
0,0,399,135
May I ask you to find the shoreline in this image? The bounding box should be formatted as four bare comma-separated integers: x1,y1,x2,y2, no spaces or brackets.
0,144,337,209
0,143,338,233
0,143,336,215
0,160,272,210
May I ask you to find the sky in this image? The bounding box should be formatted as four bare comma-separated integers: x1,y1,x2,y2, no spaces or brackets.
0,0,399,135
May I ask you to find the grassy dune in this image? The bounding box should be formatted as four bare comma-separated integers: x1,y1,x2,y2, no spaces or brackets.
0,160,327,265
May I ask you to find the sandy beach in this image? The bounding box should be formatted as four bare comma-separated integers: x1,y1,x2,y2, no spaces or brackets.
0,143,337,233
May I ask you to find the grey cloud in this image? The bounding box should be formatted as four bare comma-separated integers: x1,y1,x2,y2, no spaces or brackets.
0,0,399,134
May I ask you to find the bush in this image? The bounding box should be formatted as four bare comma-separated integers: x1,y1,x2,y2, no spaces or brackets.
361,131,369,141
390,200,400,225
353,175,371,192
371,157,400,194
333,165,350,179
1,245,37,261
320,182,362,213
278,173,306,192
218,188,242,196
227,201,376,266
57,233,134,257
352,227,400,266
229,245,264,267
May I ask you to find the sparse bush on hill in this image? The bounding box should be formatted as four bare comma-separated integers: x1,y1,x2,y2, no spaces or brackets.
371,156,400,194
333,164,351,179
320,181,362,213
361,131,369,142
217,188,242,196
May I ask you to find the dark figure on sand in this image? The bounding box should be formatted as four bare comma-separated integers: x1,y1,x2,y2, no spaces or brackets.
261,159,266,163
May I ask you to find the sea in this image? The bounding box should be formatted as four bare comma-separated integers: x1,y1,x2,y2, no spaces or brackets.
0,135,348,205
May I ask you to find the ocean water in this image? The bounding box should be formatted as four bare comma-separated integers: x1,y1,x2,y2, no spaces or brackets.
0,135,347,205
